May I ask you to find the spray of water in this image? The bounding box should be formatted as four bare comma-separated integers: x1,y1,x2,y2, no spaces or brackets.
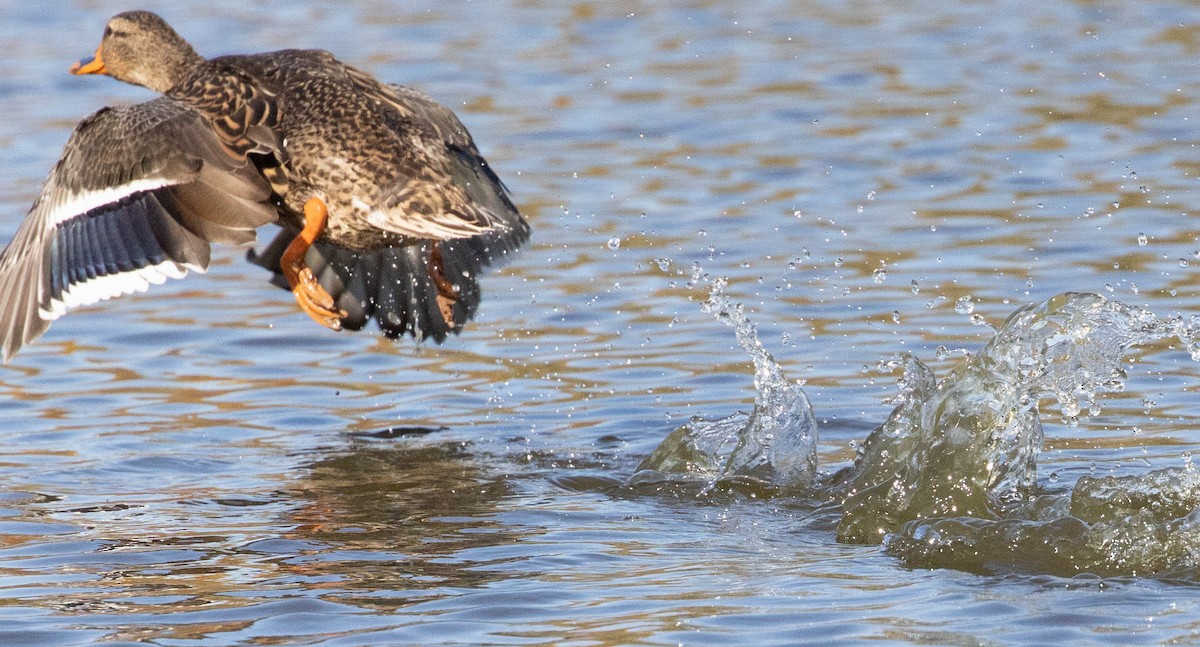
630,277,817,494
634,279,1200,577
834,292,1197,542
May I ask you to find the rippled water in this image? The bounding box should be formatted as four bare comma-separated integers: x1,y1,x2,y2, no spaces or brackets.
5,1,1200,645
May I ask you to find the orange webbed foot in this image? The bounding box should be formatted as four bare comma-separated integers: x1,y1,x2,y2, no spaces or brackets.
281,197,347,331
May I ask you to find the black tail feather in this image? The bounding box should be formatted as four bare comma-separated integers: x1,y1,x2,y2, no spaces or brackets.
337,248,380,331
249,220,528,342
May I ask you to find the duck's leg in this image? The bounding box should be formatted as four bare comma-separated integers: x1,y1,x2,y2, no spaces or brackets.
427,245,459,328
281,197,346,330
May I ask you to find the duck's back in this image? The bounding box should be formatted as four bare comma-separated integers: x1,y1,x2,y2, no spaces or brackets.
221,49,528,341
209,50,406,216
211,49,518,251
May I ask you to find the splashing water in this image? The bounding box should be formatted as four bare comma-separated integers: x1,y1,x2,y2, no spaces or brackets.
635,287,1200,577
833,292,1198,543
629,277,817,494
886,466,1200,577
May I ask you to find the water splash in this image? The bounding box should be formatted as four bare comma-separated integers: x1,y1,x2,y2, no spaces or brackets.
635,288,1200,577
887,467,1200,577
833,292,1197,543
628,277,817,494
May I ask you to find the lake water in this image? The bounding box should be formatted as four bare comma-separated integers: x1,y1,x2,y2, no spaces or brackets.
3,1,1200,645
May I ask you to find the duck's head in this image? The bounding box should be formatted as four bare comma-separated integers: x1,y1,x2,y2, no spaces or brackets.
70,11,203,93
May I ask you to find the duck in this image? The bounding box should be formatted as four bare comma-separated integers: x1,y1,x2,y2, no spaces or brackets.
0,10,529,362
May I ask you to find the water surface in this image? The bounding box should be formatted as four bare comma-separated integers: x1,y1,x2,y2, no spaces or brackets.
3,1,1200,645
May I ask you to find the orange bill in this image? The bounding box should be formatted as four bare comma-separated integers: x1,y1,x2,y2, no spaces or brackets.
69,48,106,75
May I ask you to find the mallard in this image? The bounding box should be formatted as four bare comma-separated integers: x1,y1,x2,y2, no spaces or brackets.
0,10,528,362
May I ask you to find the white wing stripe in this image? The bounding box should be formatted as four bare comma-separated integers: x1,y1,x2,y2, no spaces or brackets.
38,260,202,321
42,177,177,228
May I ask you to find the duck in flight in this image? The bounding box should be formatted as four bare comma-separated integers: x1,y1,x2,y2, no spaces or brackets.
0,10,528,362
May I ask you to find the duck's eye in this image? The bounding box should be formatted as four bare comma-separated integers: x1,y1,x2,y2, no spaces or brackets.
103,26,112,37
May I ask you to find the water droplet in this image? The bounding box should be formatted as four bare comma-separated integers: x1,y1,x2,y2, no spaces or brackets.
833,258,844,268
954,296,975,315
655,258,671,272
872,268,888,283
1180,258,1190,268
910,280,920,294
1137,233,1148,246
607,237,621,250
891,310,901,324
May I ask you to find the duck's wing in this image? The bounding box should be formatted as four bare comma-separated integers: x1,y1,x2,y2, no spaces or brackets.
349,79,528,245
0,97,277,362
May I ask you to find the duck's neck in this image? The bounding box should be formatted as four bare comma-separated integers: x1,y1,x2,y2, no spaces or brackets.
143,46,204,94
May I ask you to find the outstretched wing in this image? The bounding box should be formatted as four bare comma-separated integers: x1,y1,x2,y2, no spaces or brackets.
0,97,277,362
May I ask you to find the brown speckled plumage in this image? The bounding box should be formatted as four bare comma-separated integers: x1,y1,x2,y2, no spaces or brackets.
0,10,528,361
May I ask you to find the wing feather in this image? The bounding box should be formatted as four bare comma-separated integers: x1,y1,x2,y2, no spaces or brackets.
0,98,277,362
343,81,526,243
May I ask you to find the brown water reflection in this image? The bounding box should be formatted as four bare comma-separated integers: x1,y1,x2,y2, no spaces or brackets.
286,440,522,603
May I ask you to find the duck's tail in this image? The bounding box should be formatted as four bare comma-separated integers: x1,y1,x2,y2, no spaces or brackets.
249,221,528,341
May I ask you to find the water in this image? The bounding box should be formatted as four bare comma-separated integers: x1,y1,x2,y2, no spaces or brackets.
630,277,818,494
4,0,1200,644
636,284,1200,578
